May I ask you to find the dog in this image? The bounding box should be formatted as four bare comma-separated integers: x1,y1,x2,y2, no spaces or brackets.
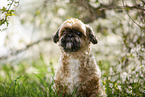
53,18,103,97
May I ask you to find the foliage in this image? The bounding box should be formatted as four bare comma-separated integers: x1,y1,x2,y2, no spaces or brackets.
0,0,20,31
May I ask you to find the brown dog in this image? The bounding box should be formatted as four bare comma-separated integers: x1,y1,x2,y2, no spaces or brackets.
53,18,103,97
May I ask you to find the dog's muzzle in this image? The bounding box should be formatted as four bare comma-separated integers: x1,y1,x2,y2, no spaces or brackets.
60,34,81,53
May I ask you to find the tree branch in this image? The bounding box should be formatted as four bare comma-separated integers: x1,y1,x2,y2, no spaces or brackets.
122,0,143,29
0,37,52,60
71,0,145,23
97,5,145,11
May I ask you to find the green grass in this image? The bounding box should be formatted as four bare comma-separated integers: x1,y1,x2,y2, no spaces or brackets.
0,57,144,97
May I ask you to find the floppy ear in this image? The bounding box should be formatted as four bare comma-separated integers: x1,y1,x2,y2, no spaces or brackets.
86,25,98,44
53,28,59,43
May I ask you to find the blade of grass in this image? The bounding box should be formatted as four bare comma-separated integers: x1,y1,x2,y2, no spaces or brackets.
34,74,48,96
6,75,23,95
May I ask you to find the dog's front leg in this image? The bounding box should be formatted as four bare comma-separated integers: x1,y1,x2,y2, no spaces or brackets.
77,76,101,97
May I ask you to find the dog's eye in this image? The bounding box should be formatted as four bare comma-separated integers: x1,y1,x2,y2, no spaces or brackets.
62,30,67,34
76,31,82,37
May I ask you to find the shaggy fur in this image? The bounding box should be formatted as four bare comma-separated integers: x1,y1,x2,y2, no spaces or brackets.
53,18,104,97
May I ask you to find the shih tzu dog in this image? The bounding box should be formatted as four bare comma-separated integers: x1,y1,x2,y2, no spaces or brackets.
53,18,104,97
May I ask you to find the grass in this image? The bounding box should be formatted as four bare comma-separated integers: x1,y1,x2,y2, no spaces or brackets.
0,56,144,97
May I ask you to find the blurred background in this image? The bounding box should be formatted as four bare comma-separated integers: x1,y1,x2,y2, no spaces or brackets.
0,0,145,96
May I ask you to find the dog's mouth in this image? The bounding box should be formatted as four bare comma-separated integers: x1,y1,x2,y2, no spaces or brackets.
60,35,81,53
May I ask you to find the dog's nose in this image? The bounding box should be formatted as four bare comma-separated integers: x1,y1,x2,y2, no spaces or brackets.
68,34,74,37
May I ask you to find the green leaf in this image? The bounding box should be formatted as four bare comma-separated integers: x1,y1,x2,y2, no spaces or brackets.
2,7,6,11
95,0,99,3
35,10,40,15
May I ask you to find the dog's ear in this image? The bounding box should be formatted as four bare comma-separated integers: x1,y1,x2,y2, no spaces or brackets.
53,28,60,43
86,25,98,44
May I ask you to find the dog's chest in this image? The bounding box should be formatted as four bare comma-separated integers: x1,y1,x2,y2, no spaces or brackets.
66,58,81,93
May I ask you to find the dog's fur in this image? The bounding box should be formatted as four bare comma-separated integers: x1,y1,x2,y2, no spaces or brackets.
53,18,103,97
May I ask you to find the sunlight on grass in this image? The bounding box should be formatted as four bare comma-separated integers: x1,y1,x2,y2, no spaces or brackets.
0,55,144,97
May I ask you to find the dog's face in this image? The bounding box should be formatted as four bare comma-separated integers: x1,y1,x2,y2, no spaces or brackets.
53,18,98,53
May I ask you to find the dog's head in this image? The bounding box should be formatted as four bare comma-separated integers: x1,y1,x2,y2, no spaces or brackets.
53,18,98,53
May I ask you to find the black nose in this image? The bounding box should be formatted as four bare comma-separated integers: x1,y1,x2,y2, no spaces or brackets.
67,34,74,37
